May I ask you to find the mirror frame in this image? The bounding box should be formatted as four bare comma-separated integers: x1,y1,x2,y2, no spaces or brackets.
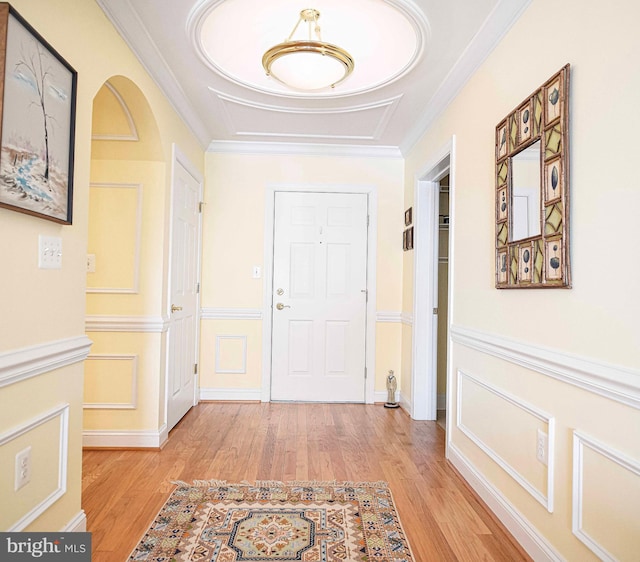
495,64,571,289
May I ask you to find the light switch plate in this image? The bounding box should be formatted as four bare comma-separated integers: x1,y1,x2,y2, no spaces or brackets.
87,254,96,273
39,235,62,269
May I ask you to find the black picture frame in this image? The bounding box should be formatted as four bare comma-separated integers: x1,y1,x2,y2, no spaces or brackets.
0,3,77,224
404,207,412,227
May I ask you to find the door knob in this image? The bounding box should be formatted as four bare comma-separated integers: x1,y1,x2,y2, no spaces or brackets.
276,302,290,310
171,305,183,313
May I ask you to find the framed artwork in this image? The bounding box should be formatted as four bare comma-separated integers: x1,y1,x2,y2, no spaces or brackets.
402,227,414,252
494,65,571,288
404,207,412,226
0,3,77,224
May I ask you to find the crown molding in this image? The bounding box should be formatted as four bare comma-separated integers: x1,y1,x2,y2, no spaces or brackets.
400,0,531,155
96,0,210,148
207,140,402,159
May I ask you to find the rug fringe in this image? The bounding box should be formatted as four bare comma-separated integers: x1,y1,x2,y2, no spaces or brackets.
171,479,389,488
171,479,228,487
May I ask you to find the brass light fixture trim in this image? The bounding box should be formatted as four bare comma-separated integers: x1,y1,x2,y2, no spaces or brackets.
262,8,355,90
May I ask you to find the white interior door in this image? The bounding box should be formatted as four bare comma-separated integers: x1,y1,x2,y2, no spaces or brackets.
271,191,368,402
167,158,201,430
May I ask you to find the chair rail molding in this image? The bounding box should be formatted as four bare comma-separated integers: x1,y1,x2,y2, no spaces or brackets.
451,325,640,409
201,308,262,320
0,336,92,388
85,315,169,333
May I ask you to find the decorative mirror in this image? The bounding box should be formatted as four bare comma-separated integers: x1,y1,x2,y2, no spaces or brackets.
495,65,571,288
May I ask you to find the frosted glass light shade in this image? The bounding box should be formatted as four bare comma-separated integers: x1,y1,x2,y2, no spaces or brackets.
263,41,354,91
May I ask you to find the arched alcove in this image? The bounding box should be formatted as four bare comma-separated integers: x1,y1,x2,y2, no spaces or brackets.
90,75,163,161
84,76,168,444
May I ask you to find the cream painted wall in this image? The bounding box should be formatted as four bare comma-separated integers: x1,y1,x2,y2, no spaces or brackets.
403,0,640,558
0,0,203,531
201,152,404,395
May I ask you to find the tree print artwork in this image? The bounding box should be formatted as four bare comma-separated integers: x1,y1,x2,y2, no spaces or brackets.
0,8,76,224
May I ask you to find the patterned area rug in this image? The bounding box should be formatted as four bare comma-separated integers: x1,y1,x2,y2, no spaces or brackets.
129,480,414,561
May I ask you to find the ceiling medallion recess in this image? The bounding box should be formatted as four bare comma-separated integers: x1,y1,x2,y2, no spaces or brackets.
261,8,355,92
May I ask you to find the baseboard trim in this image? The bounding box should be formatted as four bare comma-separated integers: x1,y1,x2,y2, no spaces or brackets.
399,392,412,416
200,388,262,401
373,390,400,403
448,443,562,561
63,510,87,532
83,426,168,449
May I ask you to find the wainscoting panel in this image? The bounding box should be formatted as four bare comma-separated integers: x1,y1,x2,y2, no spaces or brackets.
215,336,247,374
87,183,142,294
457,370,555,512
84,354,138,409
572,431,640,561
0,404,69,531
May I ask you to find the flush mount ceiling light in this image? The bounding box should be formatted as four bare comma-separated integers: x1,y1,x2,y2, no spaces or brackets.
261,8,354,91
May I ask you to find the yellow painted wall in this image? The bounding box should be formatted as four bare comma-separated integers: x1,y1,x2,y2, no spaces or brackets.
0,0,203,532
403,0,640,558
201,152,404,395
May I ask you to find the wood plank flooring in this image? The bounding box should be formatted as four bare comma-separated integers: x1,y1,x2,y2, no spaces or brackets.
82,402,531,561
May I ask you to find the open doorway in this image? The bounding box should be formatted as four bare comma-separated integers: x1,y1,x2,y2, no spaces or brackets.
411,138,454,425
436,175,450,430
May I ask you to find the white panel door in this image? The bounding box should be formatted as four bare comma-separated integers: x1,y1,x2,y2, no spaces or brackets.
167,159,201,430
271,192,368,402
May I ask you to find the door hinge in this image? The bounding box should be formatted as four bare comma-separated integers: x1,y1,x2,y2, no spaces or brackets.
194,363,198,374
196,282,200,294
364,367,367,379
433,307,438,315
199,201,205,213
367,215,370,227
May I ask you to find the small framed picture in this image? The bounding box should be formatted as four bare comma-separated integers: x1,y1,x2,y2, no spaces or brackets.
404,207,412,226
406,226,414,251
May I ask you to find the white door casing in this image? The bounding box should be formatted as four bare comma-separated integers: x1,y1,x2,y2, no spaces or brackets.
412,137,455,423
271,191,369,402
167,147,202,430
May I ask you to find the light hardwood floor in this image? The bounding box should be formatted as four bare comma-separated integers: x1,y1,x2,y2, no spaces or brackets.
82,402,531,561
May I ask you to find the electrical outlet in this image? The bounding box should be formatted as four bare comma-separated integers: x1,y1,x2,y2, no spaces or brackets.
536,429,548,466
15,446,31,491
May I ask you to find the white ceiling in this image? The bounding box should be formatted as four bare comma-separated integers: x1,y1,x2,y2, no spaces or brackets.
96,0,529,156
